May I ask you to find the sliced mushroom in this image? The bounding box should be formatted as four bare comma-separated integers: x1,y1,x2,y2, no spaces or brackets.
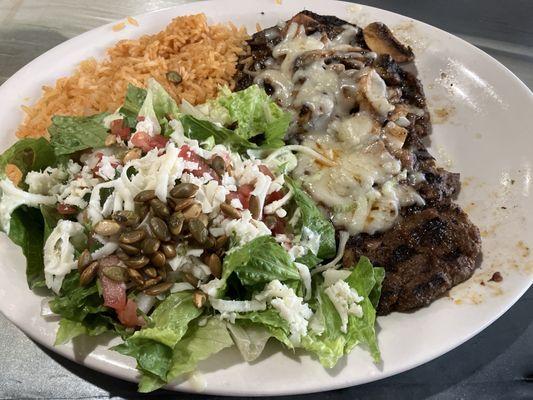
358,69,395,117
363,22,414,63
383,121,408,151
293,49,369,72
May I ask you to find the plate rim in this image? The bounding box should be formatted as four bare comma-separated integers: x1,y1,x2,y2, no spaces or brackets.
0,0,532,396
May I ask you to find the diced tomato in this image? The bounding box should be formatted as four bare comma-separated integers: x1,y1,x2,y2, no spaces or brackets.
264,214,286,234
149,134,169,149
56,203,78,215
258,164,275,179
130,132,168,153
90,152,104,174
110,119,131,140
100,275,127,310
233,183,254,209
178,145,218,180
265,190,284,205
130,133,149,151
117,298,144,327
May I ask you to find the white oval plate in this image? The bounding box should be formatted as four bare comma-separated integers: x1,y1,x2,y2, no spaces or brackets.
0,0,531,396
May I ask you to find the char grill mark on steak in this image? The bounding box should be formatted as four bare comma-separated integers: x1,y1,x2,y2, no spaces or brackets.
342,206,481,314
234,11,482,314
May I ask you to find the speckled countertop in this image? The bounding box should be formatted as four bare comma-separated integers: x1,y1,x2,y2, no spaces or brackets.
0,1,532,399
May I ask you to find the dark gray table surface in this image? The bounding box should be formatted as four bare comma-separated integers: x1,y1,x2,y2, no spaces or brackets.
0,1,532,399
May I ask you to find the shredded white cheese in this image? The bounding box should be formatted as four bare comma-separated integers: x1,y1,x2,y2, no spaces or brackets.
43,220,85,294
0,178,56,233
324,280,363,333
255,280,313,344
312,231,350,274
210,297,267,313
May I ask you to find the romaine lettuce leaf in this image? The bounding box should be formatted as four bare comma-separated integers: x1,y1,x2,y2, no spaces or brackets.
343,257,384,361
49,113,109,156
121,79,180,136
40,205,62,242
120,84,147,128
50,271,129,346
138,89,161,135
147,78,180,123
302,257,384,366
49,271,107,321
236,309,293,348
221,236,300,292
227,321,273,362
138,317,233,393
0,137,56,182
113,291,202,382
286,177,336,261
216,85,292,148
54,315,121,345
8,206,46,289
301,288,346,367
180,115,258,152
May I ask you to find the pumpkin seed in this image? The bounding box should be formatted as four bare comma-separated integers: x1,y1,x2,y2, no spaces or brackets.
188,219,208,244
104,134,117,146
124,255,150,269
143,282,173,296
211,155,226,176
77,249,92,273
166,70,182,84
170,183,198,199
143,277,163,289
150,198,170,219
94,219,122,236
174,197,195,212
123,148,142,163
220,202,241,219
182,203,202,220
167,197,177,210
263,215,278,230
169,212,184,235
193,290,207,308
141,237,160,255
183,272,199,286
159,265,168,281
127,268,144,285
204,236,216,249
119,243,140,256
113,210,140,227
198,214,209,227
143,267,158,278
115,248,130,261
205,253,222,278
249,195,261,219
151,251,166,269
119,229,146,244
79,261,99,286
134,190,156,203
214,235,229,250
102,266,127,282
135,202,149,218
150,217,171,242
161,243,177,259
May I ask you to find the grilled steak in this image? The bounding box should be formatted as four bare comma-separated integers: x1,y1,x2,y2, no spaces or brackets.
342,205,481,314
235,11,481,314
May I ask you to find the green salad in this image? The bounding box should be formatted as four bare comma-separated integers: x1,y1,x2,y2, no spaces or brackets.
0,79,384,392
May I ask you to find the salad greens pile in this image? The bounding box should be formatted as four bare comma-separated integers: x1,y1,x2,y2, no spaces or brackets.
0,78,384,392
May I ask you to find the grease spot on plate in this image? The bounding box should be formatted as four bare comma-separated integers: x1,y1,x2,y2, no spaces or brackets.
430,106,455,124
392,21,429,52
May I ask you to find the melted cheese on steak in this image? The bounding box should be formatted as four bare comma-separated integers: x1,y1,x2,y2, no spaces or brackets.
254,22,425,235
